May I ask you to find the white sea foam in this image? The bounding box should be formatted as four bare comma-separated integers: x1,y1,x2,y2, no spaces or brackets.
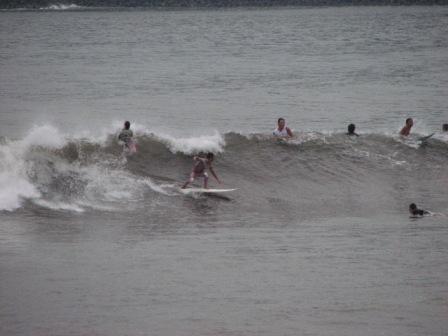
433,132,448,143
41,4,81,10
20,125,67,149
109,120,225,154
0,125,65,211
32,199,85,213
155,132,225,155
0,168,40,211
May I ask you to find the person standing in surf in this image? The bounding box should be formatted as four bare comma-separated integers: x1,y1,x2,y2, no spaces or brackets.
182,152,221,189
118,121,136,153
400,118,413,136
273,118,293,138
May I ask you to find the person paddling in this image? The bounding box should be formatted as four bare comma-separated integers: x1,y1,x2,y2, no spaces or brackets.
409,203,429,217
400,118,413,136
273,118,293,138
347,123,359,136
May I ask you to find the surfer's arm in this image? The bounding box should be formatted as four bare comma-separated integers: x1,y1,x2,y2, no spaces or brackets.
208,166,221,184
286,127,293,137
193,156,206,162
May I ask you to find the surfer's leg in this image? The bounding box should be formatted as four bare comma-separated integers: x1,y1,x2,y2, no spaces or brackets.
182,172,195,189
203,172,209,189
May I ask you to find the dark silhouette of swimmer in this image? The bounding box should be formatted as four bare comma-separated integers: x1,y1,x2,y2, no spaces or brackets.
443,124,448,132
409,203,429,217
118,121,133,145
347,123,359,136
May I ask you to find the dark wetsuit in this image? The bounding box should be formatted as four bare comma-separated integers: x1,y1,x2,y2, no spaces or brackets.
411,209,429,216
118,129,133,146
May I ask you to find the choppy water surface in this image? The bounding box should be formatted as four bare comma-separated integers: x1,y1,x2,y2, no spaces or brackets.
0,6,447,336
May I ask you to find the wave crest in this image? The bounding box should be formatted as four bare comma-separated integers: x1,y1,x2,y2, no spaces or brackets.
1,125,447,213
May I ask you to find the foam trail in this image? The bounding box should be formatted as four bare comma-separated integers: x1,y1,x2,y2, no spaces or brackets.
32,199,85,213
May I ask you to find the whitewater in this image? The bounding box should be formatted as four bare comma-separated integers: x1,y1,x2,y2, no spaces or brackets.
1,5,447,336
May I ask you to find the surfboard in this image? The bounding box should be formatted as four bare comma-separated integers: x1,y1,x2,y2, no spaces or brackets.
180,188,237,194
418,133,435,142
128,141,137,154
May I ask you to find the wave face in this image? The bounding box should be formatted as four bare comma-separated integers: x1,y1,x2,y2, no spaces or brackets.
1,125,447,220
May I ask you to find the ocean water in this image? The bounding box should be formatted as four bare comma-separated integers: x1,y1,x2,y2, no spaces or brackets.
1,5,448,336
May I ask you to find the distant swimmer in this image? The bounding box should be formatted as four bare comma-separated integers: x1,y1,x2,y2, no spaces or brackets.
273,118,293,138
409,203,430,217
346,123,359,136
443,123,448,132
118,121,136,153
182,152,221,189
400,118,413,136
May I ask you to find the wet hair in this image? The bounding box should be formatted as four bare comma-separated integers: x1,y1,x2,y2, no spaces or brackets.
278,118,285,124
409,203,417,210
443,124,448,132
405,118,413,124
124,121,130,130
348,123,356,134
206,152,214,160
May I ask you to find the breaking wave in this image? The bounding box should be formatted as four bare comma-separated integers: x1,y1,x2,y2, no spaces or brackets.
1,125,447,215
42,4,82,10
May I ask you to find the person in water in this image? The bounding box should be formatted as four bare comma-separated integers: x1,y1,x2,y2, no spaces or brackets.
118,121,134,148
443,124,448,132
400,118,413,136
409,203,429,217
347,123,359,136
182,152,221,189
273,118,293,138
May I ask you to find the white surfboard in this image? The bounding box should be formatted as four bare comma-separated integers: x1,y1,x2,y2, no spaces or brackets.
180,188,237,194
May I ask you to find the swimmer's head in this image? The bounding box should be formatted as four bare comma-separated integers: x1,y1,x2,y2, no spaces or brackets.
278,118,285,128
348,123,356,134
405,118,413,127
124,121,131,130
206,152,214,161
409,203,417,212
443,123,448,132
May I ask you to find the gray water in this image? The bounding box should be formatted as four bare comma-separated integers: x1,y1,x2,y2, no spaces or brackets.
1,6,448,336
